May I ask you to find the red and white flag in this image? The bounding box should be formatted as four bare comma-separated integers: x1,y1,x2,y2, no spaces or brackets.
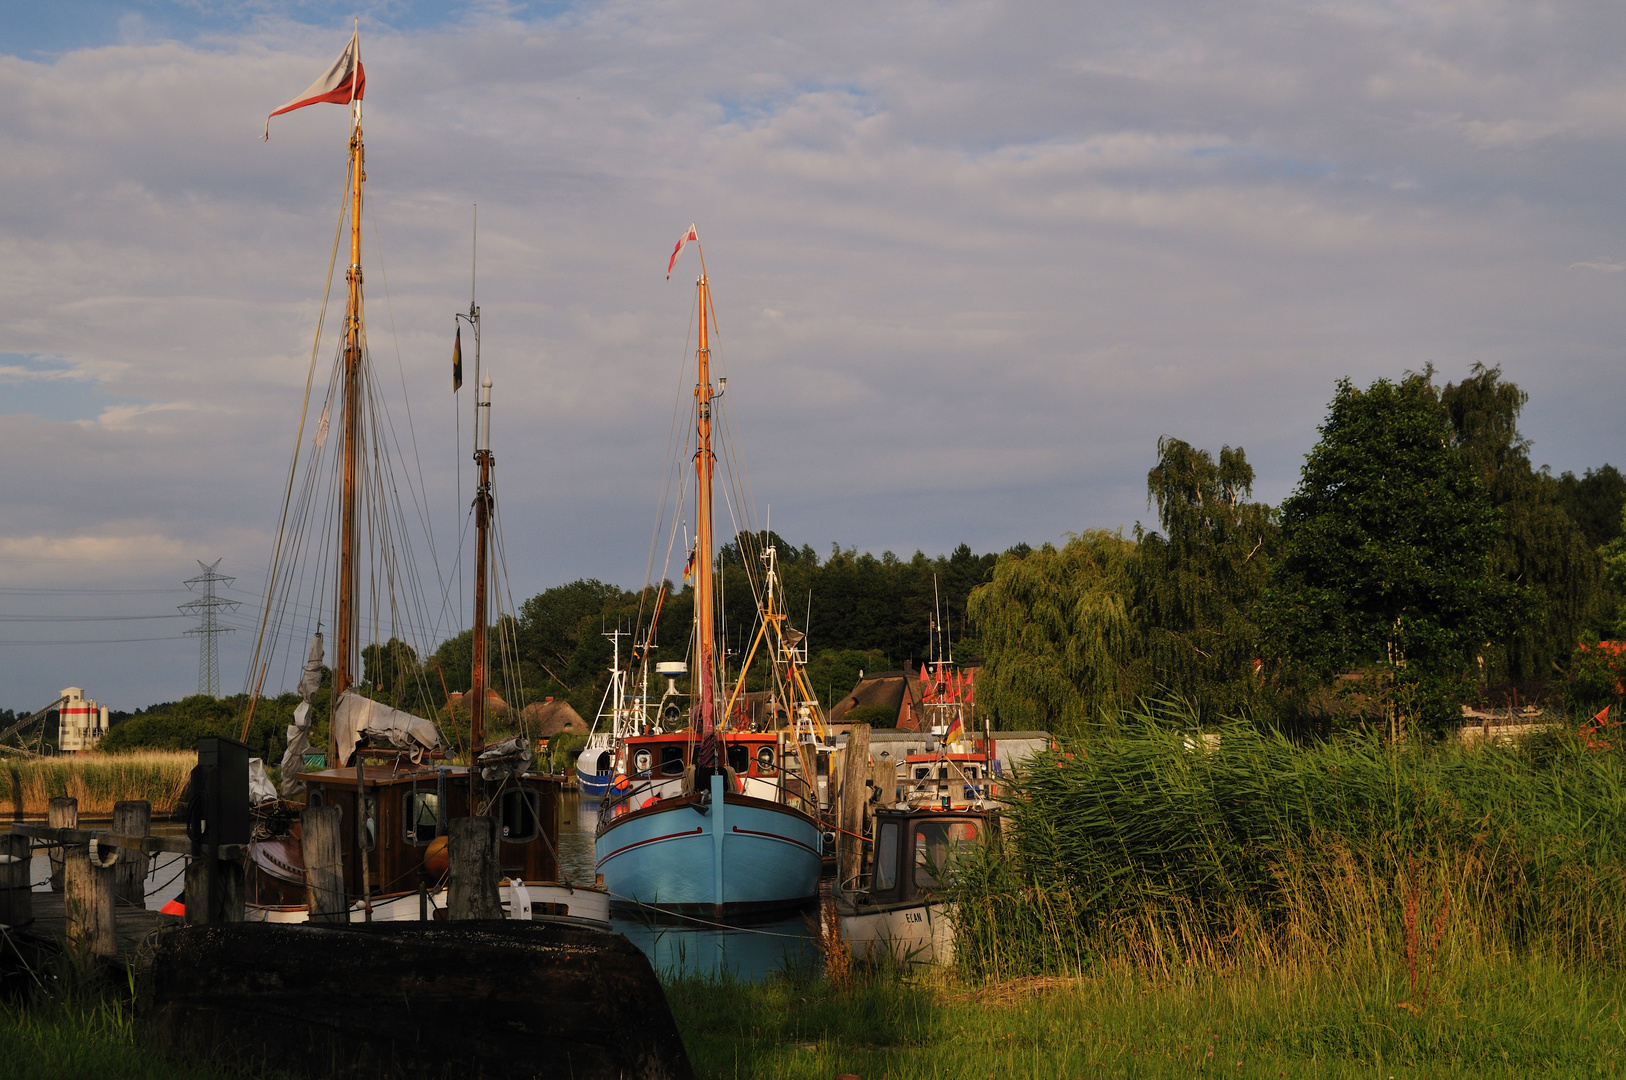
667,223,699,279
264,31,366,140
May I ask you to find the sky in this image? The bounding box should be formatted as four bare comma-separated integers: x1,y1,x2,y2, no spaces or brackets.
1,0,1623,711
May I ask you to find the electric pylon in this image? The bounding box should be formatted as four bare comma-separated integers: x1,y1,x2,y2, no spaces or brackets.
181,559,240,697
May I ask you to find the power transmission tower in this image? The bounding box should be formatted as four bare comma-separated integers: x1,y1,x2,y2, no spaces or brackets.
181,559,240,697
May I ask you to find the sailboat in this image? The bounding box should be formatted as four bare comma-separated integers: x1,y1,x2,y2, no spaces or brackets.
240,31,606,928
593,229,825,918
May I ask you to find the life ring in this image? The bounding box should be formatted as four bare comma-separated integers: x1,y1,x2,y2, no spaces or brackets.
641,795,661,809
735,773,746,794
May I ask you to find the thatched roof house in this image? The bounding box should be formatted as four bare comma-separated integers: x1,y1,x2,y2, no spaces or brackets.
521,698,588,736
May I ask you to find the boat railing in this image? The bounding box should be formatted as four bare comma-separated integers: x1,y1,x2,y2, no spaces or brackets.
595,766,817,828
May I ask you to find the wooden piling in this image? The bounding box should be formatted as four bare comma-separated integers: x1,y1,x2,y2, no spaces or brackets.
63,843,117,959
111,800,151,906
447,817,502,920
0,833,31,928
301,805,346,924
184,857,213,926
839,725,871,891
47,797,77,892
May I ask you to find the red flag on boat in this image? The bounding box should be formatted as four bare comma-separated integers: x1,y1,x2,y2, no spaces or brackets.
264,30,365,140
667,223,699,279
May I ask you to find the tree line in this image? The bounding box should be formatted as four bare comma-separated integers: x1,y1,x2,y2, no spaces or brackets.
972,365,1626,735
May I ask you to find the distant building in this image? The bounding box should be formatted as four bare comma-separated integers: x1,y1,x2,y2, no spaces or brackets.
827,664,983,731
57,687,108,752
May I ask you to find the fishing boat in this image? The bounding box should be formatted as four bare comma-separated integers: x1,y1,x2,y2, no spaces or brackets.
239,32,607,928
594,230,824,918
576,630,647,797
834,804,992,964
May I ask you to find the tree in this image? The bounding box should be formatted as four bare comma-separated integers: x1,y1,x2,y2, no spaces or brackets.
1129,438,1277,719
1263,373,1506,732
1441,364,1600,684
967,531,1135,733
1556,465,1626,550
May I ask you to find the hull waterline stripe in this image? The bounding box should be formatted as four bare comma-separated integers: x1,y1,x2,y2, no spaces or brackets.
596,825,704,867
730,824,821,857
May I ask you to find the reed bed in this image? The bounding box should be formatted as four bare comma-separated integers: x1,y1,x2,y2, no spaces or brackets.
948,705,1626,982
2,751,195,818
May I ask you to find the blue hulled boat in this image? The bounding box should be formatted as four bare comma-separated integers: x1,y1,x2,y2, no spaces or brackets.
594,233,828,917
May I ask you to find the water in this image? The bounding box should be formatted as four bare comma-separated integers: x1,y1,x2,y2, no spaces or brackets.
561,792,820,981
30,822,188,911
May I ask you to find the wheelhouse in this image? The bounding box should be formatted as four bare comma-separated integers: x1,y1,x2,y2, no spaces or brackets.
865,807,989,906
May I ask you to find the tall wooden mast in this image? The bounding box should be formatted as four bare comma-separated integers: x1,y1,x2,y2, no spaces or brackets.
471,374,493,758
693,271,718,766
330,103,365,766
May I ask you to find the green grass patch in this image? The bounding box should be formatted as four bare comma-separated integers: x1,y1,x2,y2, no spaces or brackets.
669,959,1626,1079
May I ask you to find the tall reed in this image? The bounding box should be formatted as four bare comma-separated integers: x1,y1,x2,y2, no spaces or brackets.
949,706,1626,980
3,751,195,818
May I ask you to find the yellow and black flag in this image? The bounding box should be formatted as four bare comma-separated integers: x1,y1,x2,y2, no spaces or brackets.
452,325,463,393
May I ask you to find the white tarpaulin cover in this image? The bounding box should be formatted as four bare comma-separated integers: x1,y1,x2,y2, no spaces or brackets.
278,632,325,799
248,757,278,805
333,690,440,766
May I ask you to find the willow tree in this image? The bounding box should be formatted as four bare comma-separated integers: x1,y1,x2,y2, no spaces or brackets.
1129,437,1277,719
966,531,1135,733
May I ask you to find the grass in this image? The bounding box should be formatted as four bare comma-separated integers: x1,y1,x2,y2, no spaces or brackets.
3,752,195,818
669,959,1626,1079
949,708,1626,979
0,963,287,1080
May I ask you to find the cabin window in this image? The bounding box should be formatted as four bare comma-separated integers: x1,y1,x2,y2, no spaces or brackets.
659,745,686,776
633,748,654,775
727,743,749,775
913,820,979,889
755,745,776,775
308,790,324,808
873,821,899,893
914,767,930,781
500,788,540,842
402,792,438,845
359,794,377,853
593,751,612,774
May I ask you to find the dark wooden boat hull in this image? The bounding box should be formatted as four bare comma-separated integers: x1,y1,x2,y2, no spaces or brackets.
146,920,693,1080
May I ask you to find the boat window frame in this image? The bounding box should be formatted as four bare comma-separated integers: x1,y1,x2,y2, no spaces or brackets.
726,742,750,775
499,787,541,843
402,790,439,846
873,819,900,896
911,818,980,892
659,744,686,777
754,744,777,776
632,747,655,776
359,792,377,853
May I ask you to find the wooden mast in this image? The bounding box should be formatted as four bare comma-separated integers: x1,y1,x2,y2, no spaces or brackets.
330,101,365,767
694,269,717,767
471,374,493,762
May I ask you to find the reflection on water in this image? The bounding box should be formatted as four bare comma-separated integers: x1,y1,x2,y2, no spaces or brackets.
563,793,820,981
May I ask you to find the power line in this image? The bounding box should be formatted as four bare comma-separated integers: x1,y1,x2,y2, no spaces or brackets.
180,559,240,697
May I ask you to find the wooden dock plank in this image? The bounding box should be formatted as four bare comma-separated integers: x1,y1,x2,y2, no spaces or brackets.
13,892,177,967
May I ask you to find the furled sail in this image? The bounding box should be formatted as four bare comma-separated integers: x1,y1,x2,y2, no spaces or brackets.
277,631,325,799
332,690,440,766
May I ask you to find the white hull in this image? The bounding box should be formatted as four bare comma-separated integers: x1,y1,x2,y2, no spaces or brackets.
246,880,611,928
838,899,955,964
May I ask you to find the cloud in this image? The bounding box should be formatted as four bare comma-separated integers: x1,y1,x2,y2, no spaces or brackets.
2,0,1625,705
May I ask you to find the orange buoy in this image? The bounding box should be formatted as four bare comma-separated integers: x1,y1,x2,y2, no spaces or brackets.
424,834,450,877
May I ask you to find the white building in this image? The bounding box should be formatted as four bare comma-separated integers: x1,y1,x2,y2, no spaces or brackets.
58,687,108,752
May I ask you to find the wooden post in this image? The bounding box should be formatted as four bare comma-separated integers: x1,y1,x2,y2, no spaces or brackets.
447,817,501,920
0,833,31,928
219,855,245,923
47,797,77,892
184,857,214,926
872,758,896,810
839,725,871,891
64,843,116,959
301,805,346,924
111,800,151,906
